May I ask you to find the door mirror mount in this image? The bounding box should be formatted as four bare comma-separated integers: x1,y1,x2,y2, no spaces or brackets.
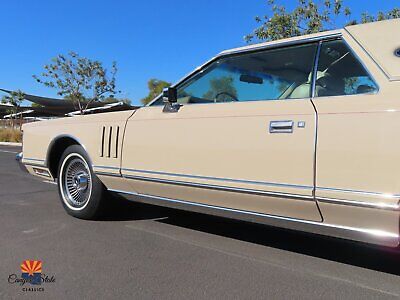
162,87,181,113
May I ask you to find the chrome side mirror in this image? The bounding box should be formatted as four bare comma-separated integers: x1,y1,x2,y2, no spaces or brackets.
162,87,177,103
162,87,181,113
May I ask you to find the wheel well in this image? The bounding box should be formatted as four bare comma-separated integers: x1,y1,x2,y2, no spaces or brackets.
47,137,79,178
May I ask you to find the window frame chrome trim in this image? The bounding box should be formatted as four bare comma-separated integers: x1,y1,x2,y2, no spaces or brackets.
147,32,343,107
344,28,392,81
341,37,380,94
311,41,322,98
311,36,380,100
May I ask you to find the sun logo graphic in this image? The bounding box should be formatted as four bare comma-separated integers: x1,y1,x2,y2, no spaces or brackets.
20,260,42,285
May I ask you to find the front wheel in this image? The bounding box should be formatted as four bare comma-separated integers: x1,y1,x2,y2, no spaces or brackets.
57,145,107,219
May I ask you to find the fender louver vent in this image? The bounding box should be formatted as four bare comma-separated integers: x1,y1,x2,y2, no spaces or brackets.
100,126,120,158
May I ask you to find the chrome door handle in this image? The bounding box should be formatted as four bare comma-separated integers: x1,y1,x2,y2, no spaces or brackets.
269,120,294,133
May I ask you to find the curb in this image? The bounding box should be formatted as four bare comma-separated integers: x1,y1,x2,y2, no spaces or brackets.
0,142,22,147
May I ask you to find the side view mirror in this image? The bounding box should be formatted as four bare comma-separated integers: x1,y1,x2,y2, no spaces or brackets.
162,87,177,103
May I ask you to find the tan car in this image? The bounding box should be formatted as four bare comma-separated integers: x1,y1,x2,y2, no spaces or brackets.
18,19,400,248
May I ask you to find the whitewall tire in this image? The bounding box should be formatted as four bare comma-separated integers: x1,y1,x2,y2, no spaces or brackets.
57,145,107,219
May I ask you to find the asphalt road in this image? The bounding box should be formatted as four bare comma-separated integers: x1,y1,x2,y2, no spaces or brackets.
1,145,400,299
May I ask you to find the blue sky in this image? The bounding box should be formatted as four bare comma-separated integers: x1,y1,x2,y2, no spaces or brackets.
0,0,398,106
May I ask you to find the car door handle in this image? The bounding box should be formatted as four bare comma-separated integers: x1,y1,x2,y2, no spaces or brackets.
269,120,294,133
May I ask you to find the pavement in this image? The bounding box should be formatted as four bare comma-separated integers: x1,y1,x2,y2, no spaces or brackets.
0,142,22,147
0,145,400,299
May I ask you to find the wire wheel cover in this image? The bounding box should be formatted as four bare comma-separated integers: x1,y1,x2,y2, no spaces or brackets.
63,157,92,208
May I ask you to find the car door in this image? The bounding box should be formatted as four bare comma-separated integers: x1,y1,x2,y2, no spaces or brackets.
312,36,400,213
121,42,322,221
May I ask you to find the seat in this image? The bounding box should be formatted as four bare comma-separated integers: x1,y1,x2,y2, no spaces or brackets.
316,73,344,97
287,71,326,99
287,83,311,99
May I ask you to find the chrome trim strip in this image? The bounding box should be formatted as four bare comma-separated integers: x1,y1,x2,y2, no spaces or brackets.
98,170,400,211
108,189,315,218
24,157,45,162
220,32,343,56
23,158,46,167
311,41,322,98
317,186,400,198
310,37,380,100
341,37,380,93
108,188,399,247
317,197,400,211
123,174,313,201
93,165,120,170
24,162,47,168
96,171,121,178
96,168,400,209
32,167,51,178
310,42,322,217
147,32,343,106
344,28,390,81
121,168,313,191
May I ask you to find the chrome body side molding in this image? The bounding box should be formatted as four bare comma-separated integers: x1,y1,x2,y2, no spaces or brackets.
123,174,314,201
317,186,400,199
95,171,121,177
316,197,400,211
94,165,120,171
23,157,46,167
23,157,45,163
108,188,399,247
120,168,314,191
95,170,400,211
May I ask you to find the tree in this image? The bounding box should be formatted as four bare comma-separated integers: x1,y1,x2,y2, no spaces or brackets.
33,52,119,114
1,90,25,129
359,8,400,24
245,0,399,43
102,96,132,106
141,79,171,105
31,102,43,108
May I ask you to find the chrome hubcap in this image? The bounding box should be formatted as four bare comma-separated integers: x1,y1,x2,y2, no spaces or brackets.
62,157,92,208
73,173,89,191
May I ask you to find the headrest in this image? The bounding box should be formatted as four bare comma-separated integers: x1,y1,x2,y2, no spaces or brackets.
307,71,326,83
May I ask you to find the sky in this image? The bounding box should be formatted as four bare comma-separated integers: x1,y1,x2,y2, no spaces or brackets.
0,0,398,106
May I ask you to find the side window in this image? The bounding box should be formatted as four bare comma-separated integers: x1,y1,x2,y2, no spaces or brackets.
315,39,378,97
168,43,318,105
